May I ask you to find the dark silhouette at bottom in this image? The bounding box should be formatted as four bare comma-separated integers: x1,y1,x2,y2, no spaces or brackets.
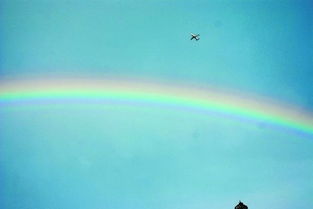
235,201,248,209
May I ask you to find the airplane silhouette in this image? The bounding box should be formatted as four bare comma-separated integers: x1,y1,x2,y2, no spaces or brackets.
190,33,200,41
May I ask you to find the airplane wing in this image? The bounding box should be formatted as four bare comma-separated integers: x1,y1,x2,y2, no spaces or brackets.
190,36,195,40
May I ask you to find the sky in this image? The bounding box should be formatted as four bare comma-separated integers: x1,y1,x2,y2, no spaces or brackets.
0,0,313,209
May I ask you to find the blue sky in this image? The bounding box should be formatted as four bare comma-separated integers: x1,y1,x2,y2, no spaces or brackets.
0,1,313,209
1,0,313,108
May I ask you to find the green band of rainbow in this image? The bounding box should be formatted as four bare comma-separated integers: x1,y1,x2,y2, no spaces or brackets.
1,79,313,136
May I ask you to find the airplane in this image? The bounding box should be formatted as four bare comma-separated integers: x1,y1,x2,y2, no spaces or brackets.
190,33,200,41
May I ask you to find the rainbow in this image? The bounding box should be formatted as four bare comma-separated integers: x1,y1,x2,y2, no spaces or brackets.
1,78,313,136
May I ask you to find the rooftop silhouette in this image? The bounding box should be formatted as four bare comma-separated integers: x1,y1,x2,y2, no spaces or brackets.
235,201,248,209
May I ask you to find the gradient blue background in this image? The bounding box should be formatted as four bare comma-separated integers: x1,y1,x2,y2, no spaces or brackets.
1,0,313,209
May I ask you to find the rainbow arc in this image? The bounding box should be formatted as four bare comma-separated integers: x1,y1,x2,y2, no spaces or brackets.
1,79,312,136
